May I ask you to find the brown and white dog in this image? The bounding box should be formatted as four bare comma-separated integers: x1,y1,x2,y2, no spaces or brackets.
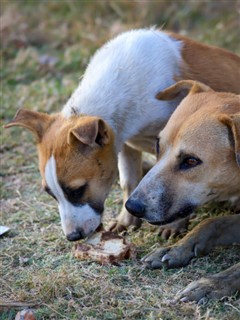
126,80,240,302
5,28,240,241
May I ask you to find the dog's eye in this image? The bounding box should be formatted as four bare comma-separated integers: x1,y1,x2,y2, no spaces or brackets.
69,185,87,199
179,156,202,170
61,183,87,205
155,137,160,157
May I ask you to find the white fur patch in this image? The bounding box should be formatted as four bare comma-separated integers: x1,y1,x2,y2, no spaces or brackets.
62,28,183,149
45,156,101,237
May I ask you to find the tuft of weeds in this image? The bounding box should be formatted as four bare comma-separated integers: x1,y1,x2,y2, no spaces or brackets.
1,1,240,319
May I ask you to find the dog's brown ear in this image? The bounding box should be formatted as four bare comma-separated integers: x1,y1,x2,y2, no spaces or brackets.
68,117,110,147
156,80,212,101
4,109,52,142
219,113,240,167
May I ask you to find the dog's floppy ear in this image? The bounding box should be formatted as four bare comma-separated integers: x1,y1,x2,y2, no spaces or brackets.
219,113,240,167
68,117,110,147
156,80,213,101
4,109,52,142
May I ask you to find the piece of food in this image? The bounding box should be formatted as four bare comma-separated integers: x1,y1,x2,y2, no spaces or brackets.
74,231,136,264
15,309,36,320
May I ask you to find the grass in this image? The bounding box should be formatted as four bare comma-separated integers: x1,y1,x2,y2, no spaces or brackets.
1,1,240,319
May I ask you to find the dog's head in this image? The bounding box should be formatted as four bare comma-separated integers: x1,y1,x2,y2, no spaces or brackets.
126,80,240,225
5,110,118,240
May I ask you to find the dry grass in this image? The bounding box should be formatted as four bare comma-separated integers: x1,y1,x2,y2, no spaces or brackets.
1,1,240,319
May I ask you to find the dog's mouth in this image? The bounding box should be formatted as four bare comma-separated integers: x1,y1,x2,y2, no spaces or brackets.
145,203,197,226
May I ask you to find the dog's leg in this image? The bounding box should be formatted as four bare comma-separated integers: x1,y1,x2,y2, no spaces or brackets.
174,262,240,303
108,144,143,232
142,215,240,269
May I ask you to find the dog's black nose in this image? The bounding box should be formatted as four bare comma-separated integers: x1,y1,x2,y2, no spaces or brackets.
66,230,84,241
125,198,145,217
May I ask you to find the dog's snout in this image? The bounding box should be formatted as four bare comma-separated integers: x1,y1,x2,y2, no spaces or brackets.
125,198,145,217
66,230,84,241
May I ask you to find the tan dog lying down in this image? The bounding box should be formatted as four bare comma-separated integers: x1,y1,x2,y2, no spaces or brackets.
126,80,240,303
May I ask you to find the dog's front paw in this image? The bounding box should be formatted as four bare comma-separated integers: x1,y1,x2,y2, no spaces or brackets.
175,263,240,304
157,216,191,240
107,219,128,233
141,247,171,269
142,243,195,269
175,277,222,304
107,211,142,233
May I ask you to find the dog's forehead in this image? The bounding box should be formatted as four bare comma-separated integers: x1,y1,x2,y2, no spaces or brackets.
160,116,228,161
175,116,231,159
41,146,94,186
38,119,80,180
56,152,97,184
159,100,197,145
162,93,233,146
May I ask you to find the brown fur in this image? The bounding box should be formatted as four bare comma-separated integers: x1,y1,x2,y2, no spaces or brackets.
170,32,240,94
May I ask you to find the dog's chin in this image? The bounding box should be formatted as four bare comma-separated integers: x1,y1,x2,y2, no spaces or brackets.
144,203,197,226
145,216,179,226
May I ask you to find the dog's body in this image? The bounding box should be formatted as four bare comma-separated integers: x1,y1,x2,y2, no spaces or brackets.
126,80,240,302
6,29,240,241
